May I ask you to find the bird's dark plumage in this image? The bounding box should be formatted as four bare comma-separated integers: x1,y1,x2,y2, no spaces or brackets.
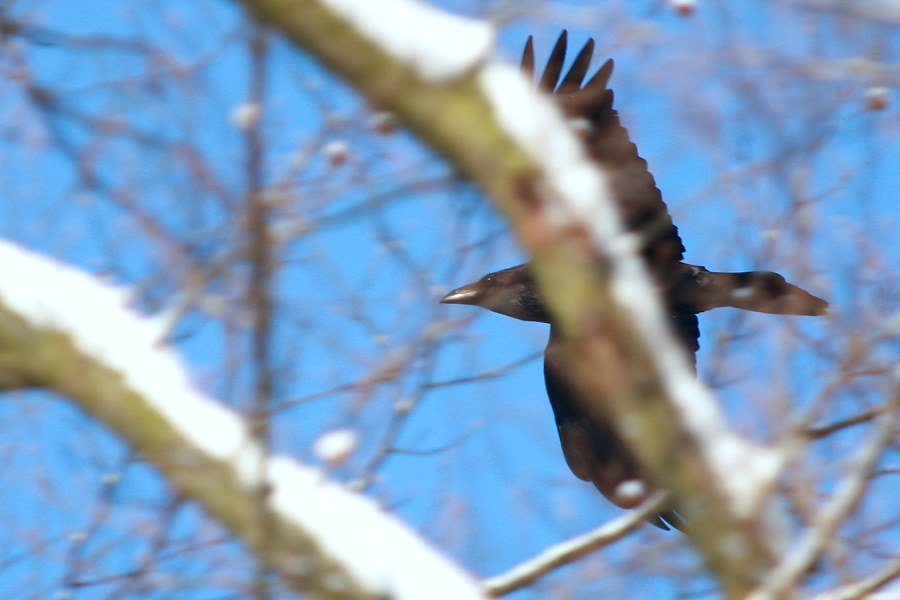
441,32,828,531
522,31,685,281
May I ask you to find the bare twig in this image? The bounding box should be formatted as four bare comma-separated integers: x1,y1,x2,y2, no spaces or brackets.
242,25,275,600
804,402,890,439
749,385,900,600
810,555,900,600
483,492,669,597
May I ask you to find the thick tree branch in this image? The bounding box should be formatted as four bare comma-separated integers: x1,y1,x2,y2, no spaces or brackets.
0,240,486,600
234,0,783,596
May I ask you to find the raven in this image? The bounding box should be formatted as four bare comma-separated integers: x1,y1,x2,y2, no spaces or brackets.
441,32,827,531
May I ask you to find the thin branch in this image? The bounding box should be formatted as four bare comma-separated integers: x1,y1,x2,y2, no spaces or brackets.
242,25,275,600
804,402,889,440
421,351,542,390
810,555,900,600
748,386,900,600
483,492,669,597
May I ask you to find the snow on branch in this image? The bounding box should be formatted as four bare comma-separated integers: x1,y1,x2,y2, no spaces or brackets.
321,0,493,81
479,63,781,518
246,0,779,520
237,0,787,595
0,239,486,600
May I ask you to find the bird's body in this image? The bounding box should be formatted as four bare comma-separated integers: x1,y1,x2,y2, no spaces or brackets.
441,32,827,531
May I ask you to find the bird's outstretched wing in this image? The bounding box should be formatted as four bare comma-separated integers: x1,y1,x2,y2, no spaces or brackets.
523,31,702,365
521,31,685,282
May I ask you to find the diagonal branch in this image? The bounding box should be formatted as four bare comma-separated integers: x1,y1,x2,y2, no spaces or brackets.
0,239,486,600
235,0,783,595
483,492,669,596
810,554,900,600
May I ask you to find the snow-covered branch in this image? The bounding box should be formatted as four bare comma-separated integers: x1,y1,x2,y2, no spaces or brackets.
235,0,783,595
0,239,486,600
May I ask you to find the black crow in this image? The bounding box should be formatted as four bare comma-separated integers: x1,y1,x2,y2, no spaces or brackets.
441,32,827,531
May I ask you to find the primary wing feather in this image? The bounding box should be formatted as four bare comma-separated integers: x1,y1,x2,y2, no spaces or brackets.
523,31,686,280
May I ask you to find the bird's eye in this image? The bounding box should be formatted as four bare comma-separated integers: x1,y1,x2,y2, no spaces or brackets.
485,275,493,282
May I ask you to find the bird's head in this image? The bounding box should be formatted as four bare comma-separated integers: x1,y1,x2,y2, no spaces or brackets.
440,263,551,323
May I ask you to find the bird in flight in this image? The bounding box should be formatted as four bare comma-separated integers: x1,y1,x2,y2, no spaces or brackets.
441,31,827,531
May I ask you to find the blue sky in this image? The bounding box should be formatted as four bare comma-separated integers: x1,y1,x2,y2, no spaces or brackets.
0,0,897,598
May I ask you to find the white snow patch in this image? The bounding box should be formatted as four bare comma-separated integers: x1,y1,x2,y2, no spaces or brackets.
866,590,900,600
607,231,642,257
67,531,88,543
101,472,121,485
566,117,592,134
229,102,261,130
867,86,889,99
614,479,647,506
866,86,889,110
369,110,398,134
268,457,484,598
322,139,350,166
321,0,493,81
394,397,415,414
322,139,349,155
314,428,358,465
671,0,697,15
0,241,263,475
480,64,619,235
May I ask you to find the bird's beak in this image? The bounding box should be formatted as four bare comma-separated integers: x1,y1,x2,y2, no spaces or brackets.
440,282,481,305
